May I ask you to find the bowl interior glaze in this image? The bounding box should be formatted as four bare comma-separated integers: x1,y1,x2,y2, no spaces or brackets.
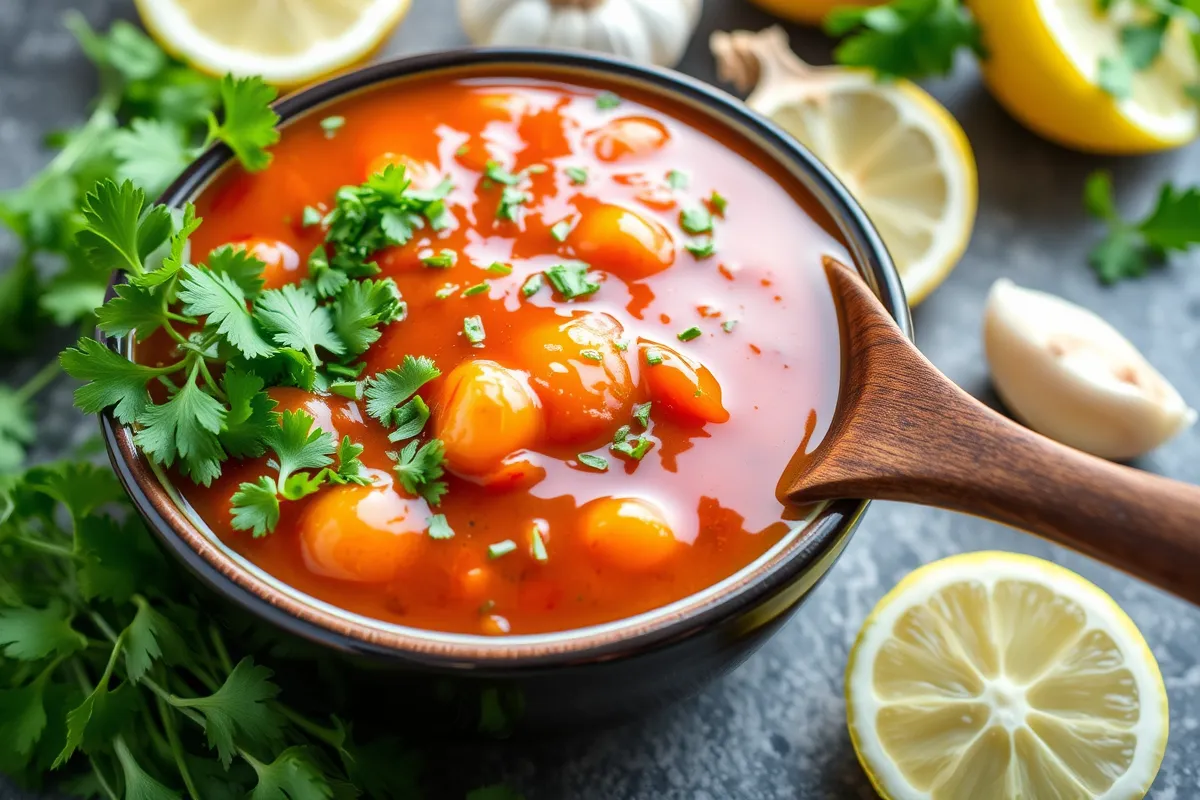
101,48,910,669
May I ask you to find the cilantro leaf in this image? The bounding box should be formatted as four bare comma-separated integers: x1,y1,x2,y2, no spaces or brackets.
332,278,404,356
134,202,202,288
389,439,447,504
95,282,170,342
825,0,985,80
248,746,334,800
364,355,441,424
388,396,431,441
329,436,370,486
263,410,336,482
61,337,161,424
0,259,43,355
75,515,166,604
545,261,600,300
111,118,192,197
172,658,284,768
178,263,276,359
231,477,281,537
0,602,86,660
1084,171,1200,283
76,179,172,276
114,736,179,800
206,244,268,297
24,461,125,524
428,514,455,540
0,685,48,758
219,366,277,458
206,75,280,172
133,377,228,486
255,284,344,367
124,598,182,683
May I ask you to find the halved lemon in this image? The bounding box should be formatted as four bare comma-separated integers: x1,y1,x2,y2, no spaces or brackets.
972,0,1199,153
846,551,1169,799
134,0,411,88
756,69,976,305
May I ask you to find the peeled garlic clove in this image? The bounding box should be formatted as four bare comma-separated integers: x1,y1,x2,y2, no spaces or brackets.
983,278,1196,460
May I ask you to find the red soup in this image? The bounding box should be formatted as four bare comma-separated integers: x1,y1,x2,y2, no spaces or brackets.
148,71,848,635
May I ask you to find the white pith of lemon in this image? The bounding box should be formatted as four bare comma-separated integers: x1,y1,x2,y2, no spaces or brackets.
750,70,976,305
846,551,1169,800
972,0,1200,153
134,0,411,88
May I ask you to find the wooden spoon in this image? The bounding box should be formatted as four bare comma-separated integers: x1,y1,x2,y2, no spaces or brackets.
780,259,1200,604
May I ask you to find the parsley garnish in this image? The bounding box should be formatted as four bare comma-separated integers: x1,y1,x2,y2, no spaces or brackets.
521,274,544,298
435,283,459,299
484,161,542,222
487,540,518,559
301,205,322,227
710,190,728,215
824,0,985,80
320,115,345,138
678,326,702,342
550,218,574,242
364,355,441,425
613,436,654,461
486,261,513,275
667,170,689,189
1084,170,1200,283
680,206,714,235
596,91,622,110
428,513,455,540
722,319,738,332
464,315,486,345
389,438,448,505
644,348,663,366
633,401,652,427
462,281,490,297
580,349,603,361
421,249,457,268
545,261,601,300
577,453,609,471
685,236,716,259
565,166,589,185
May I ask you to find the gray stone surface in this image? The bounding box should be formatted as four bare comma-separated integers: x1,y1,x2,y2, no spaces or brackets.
2,1,1200,798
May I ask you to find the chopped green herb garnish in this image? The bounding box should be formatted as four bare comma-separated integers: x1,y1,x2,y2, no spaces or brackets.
327,361,365,379
613,425,631,444
596,91,622,110
464,315,486,345
1084,170,1200,283
435,283,459,299
685,236,716,259
633,401,652,427
488,539,518,559
577,452,609,471
680,206,714,235
545,261,600,300
485,160,543,221
565,166,589,185
462,282,490,297
521,274,544,297
612,437,654,461
497,186,532,221
722,319,738,332
329,380,362,400
531,526,549,562
667,170,689,189
710,190,728,215
550,218,574,242
364,355,441,425
580,349,603,361
613,340,628,351
644,348,663,366
388,396,431,442
421,249,457,269
389,438,447,505
456,144,470,157
428,514,455,540
677,326,702,342
320,115,345,138
486,261,513,275
301,205,323,227
824,0,984,81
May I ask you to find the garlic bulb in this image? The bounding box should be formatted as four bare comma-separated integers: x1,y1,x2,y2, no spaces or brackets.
983,278,1195,460
458,0,702,68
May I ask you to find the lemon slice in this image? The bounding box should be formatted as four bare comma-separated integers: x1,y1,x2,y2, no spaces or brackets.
134,0,411,88
757,70,976,305
972,0,1199,153
846,551,1169,800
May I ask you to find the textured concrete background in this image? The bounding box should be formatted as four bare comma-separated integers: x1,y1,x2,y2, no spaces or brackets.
2,1,1200,798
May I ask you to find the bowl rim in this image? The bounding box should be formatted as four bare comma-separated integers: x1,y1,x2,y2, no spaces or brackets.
100,46,912,669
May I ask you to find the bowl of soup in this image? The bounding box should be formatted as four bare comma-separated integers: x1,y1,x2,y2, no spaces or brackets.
101,48,908,730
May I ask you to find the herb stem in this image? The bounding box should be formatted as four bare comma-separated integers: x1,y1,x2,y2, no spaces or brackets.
13,536,78,560
208,624,233,675
276,704,344,748
88,754,121,800
196,358,227,401
165,311,199,324
14,359,62,403
156,689,202,800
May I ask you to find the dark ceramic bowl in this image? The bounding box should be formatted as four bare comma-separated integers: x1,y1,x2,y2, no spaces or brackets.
101,47,911,732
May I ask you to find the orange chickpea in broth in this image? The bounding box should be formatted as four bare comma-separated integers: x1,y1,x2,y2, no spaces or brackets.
170,72,846,635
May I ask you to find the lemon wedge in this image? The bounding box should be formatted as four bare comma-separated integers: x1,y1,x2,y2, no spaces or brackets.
972,0,1199,153
712,27,976,305
134,0,411,88
846,551,1169,800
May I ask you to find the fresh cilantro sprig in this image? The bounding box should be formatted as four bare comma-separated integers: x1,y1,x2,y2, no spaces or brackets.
824,0,985,81
1084,170,1200,283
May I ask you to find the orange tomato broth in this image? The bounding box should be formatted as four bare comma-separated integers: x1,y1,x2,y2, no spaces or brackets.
147,70,850,636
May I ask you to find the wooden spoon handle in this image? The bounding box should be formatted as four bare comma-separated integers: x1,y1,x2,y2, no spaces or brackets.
783,261,1200,602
